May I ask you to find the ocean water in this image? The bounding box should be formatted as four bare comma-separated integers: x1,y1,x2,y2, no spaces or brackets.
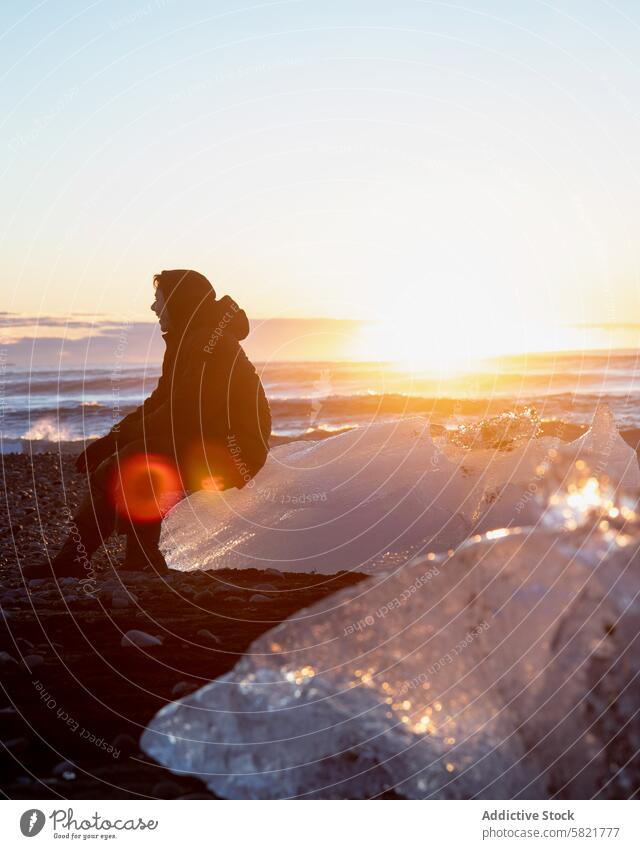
2,349,640,452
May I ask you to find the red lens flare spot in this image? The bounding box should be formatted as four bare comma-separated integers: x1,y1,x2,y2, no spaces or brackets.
109,453,183,523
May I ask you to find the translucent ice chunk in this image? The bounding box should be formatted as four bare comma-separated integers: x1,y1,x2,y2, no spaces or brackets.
144,407,640,798
159,419,552,574
160,408,639,576
142,519,640,799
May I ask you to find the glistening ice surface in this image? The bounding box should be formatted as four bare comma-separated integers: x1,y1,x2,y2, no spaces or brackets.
160,408,639,575
143,407,640,798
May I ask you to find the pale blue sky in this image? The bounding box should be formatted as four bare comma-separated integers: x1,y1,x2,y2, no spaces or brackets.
2,0,640,358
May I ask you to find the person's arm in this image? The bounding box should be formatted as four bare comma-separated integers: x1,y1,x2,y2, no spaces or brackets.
105,330,239,456
123,331,232,450
110,377,167,444
76,363,169,472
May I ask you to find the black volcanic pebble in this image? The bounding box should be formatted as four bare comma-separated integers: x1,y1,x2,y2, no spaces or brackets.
193,590,214,606
111,734,139,756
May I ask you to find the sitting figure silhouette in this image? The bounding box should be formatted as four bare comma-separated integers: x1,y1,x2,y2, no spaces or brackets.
25,270,271,579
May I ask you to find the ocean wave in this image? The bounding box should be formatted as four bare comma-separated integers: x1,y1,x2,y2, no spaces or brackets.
20,418,89,441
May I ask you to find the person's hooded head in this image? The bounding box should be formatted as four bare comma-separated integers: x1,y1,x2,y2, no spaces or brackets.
151,269,249,341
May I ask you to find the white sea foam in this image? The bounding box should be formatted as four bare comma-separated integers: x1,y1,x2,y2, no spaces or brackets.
21,418,77,441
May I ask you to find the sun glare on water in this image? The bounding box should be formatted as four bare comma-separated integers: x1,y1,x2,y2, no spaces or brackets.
352,312,571,378
351,302,614,382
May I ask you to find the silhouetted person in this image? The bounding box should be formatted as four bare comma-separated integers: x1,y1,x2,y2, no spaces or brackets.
24,270,271,579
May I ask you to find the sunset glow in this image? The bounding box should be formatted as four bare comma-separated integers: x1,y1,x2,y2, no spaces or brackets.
3,0,640,352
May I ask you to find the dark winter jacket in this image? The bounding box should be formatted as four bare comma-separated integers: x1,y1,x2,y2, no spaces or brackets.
108,283,271,491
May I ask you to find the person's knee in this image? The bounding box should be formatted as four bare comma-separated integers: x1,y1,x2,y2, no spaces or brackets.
91,441,141,488
91,456,114,489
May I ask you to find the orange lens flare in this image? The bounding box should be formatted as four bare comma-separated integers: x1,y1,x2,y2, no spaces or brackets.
201,474,226,492
109,453,183,523
181,439,237,492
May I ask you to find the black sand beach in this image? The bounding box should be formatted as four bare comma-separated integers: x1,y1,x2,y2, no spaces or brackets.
0,451,364,799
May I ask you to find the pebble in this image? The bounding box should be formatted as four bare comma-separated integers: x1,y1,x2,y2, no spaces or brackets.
249,593,271,603
196,628,222,645
111,733,138,756
171,680,199,698
112,589,138,609
60,577,77,588
52,760,77,781
3,588,28,603
3,737,29,755
152,780,185,799
193,590,214,605
0,651,18,667
253,583,277,592
120,574,150,586
23,654,44,671
31,591,60,603
121,630,163,649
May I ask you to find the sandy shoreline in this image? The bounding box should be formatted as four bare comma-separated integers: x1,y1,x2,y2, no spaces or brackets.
0,452,364,799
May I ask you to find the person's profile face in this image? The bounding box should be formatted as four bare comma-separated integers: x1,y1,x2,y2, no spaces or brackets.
151,286,170,332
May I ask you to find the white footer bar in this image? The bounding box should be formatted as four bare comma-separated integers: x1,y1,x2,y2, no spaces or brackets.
1,799,637,848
